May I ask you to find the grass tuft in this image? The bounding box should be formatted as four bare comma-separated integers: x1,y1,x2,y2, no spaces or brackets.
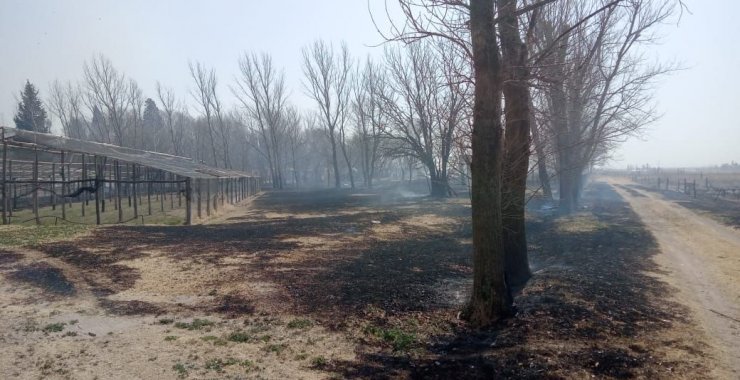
42,322,66,333
364,325,416,351
174,318,214,331
286,318,313,329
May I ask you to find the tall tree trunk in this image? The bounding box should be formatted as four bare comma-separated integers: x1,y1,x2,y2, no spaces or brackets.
429,169,449,198
499,0,532,287
341,143,355,189
329,129,341,188
466,0,512,326
530,116,552,199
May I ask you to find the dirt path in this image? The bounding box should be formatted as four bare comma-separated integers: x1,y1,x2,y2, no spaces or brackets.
609,177,740,379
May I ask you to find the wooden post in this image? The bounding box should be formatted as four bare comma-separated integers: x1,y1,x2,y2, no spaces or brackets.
8,160,13,218
229,179,234,204
51,163,56,211
693,179,697,198
127,164,132,208
185,178,192,225
706,177,709,189
66,160,71,210
178,178,182,207
196,178,202,219
147,168,152,215
100,160,106,213
116,161,123,223
220,179,225,206
132,164,138,219
112,163,117,211
94,156,101,225
60,151,66,221
1,128,6,225
206,179,211,217
170,173,174,210
81,155,87,216
160,171,165,213
33,148,39,225
213,179,218,212
82,153,89,206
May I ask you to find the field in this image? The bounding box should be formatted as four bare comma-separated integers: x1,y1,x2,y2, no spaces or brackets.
628,168,740,227
0,180,737,379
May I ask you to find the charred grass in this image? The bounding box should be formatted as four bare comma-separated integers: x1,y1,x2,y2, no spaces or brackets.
3,184,709,379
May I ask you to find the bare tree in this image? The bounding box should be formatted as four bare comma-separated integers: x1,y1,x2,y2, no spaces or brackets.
189,61,220,167
302,40,353,189
381,41,465,197
234,52,289,189
47,80,87,139
532,0,675,213
284,107,304,188
352,58,387,189
127,79,144,149
83,54,129,145
209,77,232,168
156,82,185,155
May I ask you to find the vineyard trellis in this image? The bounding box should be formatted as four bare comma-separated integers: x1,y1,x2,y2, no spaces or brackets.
0,126,260,226
630,168,740,201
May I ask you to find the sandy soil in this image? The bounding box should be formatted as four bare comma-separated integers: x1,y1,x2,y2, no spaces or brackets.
610,177,740,379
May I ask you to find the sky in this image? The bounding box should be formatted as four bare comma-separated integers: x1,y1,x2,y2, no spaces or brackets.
0,0,737,168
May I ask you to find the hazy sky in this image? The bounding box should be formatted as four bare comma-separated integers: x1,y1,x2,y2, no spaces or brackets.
0,0,737,168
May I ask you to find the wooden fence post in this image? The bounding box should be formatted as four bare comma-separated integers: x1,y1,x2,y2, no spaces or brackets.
185,178,192,225
51,162,56,211
1,128,6,225
160,171,165,213
60,151,66,221
196,178,202,219
170,173,174,210
8,160,13,218
116,160,123,223
81,154,87,216
33,148,39,225
94,156,101,225
132,164,138,219
206,179,211,217
147,168,152,215
213,179,218,212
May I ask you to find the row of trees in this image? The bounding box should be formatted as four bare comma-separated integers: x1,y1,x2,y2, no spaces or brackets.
12,0,675,325
387,0,677,324
24,41,475,193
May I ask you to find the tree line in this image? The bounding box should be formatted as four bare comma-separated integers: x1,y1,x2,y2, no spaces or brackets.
386,0,677,324
10,0,677,325
17,41,480,193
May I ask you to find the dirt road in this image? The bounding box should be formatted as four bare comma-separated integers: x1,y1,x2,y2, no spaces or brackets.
610,177,740,379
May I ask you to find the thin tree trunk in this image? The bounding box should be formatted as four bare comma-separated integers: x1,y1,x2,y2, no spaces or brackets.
329,131,341,188
530,116,552,199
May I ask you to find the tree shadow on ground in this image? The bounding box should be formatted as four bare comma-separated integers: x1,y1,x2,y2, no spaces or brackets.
28,188,468,318
319,183,704,379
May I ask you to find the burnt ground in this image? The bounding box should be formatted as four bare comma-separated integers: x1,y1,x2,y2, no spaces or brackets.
0,182,711,379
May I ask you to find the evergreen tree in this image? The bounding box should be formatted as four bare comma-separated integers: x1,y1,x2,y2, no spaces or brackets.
142,98,163,132
14,80,49,133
